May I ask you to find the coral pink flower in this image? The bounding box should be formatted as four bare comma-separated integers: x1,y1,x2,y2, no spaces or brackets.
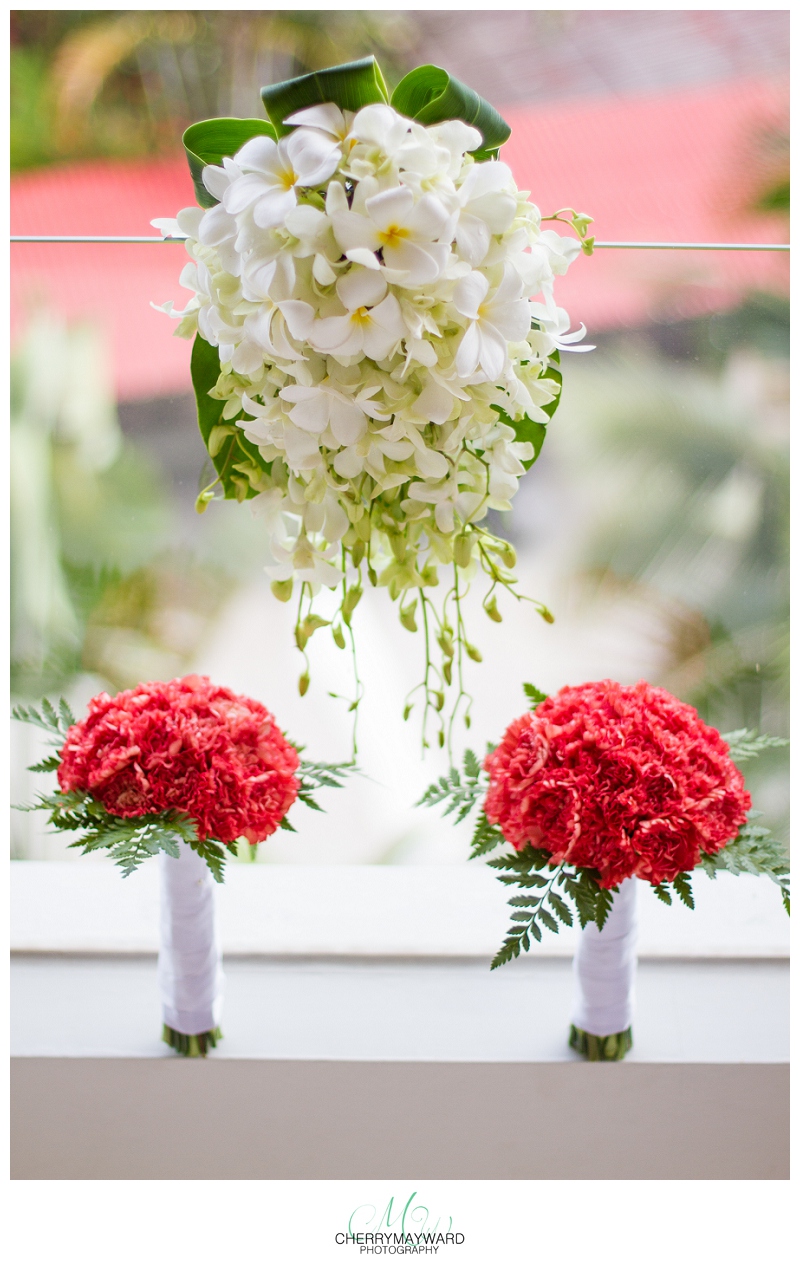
484,680,750,888
58,676,300,845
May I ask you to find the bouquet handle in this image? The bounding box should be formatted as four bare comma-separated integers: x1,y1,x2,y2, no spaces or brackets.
158,842,224,1056
569,875,637,1060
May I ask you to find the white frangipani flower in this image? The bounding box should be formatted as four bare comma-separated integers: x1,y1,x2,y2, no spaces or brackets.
309,267,407,359
217,130,341,229
330,184,451,286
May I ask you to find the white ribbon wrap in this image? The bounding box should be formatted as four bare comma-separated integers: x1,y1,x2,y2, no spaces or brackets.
158,842,224,1036
570,876,638,1036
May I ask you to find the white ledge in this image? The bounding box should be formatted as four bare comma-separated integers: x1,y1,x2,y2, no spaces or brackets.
11,861,788,958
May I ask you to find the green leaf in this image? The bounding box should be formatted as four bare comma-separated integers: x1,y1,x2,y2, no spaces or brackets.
697,815,789,911
391,64,510,160
539,909,559,934
593,885,615,931
183,117,277,208
548,892,574,926
490,403,546,471
540,354,563,422
672,872,695,910
652,882,673,906
721,729,789,764
190,335,264,502
522,682,548,708
261,57,388,136
28,754,61,773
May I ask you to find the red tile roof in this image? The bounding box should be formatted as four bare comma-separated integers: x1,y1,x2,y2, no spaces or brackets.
12,78,787,401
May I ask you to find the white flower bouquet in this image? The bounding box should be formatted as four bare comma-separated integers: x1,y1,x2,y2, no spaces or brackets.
154,58,593,747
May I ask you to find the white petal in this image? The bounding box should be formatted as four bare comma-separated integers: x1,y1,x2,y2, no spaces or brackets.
328,397,368,446
224,172,272,215
278,300,315,340
333,447,364,478
201,164,230,201
310,314,360,353
364,185,415,232
407,193,450,241
284,103,346,136
286,127,341,186
455,212,491,266
234,135,280,173
455,322,481,377
453,271,489,321
343,247,381,270
413,381,454,425
367,292,406,337
476,322,507,379
252,186,298,228
336,267,387,311
382,239,445,286
198,204,237,246
490,299,531,343
282,425,323,468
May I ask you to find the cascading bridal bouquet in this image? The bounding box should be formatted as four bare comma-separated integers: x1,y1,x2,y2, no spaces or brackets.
15,676,350,1055
153,57,593,750
421,679,789,1060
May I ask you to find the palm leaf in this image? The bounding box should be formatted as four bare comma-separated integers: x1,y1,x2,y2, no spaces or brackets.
390,64,510,159
183,118,278,208
261,56,388,134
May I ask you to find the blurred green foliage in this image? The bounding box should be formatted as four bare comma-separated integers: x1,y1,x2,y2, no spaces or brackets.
10,312,238,698
11,8,418,170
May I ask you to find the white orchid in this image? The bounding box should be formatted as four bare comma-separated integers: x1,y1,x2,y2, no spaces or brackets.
453,266,532,379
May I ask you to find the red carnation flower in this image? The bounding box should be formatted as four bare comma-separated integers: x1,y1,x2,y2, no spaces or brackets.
58,675,300,844
484,680,750,888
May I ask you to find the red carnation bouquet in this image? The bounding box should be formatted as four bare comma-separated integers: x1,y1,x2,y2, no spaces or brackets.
421,679,789,970
16,675,350,880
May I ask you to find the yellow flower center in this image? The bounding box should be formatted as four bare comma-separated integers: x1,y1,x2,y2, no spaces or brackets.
378,224,409,248
280,168,297,191
350,307,372,327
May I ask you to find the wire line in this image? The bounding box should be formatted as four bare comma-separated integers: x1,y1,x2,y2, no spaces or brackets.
9,235,791,250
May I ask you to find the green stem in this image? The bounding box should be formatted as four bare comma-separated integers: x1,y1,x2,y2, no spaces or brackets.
162,1024,222,1057
568,1025,633,1061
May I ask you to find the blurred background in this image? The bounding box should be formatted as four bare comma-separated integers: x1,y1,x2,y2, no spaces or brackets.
11,9,789,864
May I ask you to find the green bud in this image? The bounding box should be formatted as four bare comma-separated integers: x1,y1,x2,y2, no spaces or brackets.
500,543,516,569
271,578,294,603
466,643,483,663
434,691,445,712
453,533,473,569
438,730,445,749
298,671,310,697
572,212,594,236
342,585,363,624
207,423,233,458
442,660,453,686
403,703,413,722
437,627,455,659
351,540,366,568
464,714,471,729
332,624,346,650
356,515,372,543
538,605,555,625
195,489,215,514
483,594,502,623
581,236,595,256
399,599,418,633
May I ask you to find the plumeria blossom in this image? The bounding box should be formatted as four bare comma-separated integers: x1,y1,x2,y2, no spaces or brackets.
155,99,588,618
